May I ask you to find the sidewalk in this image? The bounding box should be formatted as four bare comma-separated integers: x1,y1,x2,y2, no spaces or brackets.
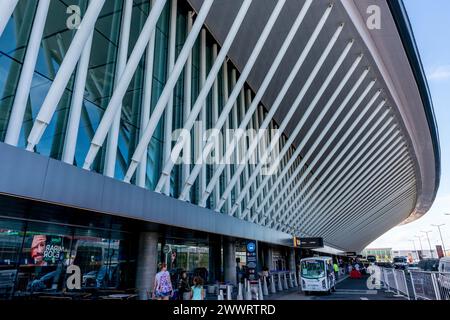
267,275,408,300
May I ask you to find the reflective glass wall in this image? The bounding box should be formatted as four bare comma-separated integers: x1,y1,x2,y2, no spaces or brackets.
0,217,136,299
0,1,292,215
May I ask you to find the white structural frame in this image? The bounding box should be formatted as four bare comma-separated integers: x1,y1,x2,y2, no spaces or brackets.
327,161,415,239
316,148,413,235
224,24,347,216
175,0,287,200
26,0,107,151
297,131,406,232
62,29,94,164
282,98,390,230
267,73,374,222
136,0,157,188
250,53,364,222
104,0,133,177
161,0,178,194
198,5,337,211
0,0,19,37
126,0,254,189
5,0,50,147
81,0,210,171
293,123,401,230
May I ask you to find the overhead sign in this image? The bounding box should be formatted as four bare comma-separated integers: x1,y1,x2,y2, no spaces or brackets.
345,252,357,257
297,237,324,249
246,241,257,279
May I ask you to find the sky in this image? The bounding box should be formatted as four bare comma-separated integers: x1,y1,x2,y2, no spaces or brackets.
367,0,450,251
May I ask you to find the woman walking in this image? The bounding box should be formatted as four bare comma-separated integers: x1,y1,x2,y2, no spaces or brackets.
153,263,173,300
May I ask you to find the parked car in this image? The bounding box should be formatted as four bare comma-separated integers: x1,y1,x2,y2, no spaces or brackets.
418,258,439,271
393,256,408,270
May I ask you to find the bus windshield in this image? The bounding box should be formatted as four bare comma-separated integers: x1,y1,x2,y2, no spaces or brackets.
301,260,325,279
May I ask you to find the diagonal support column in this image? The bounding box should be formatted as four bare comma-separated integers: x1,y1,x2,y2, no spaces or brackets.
156,0,285,199
0,0,19,37
223,24,347,216
26,0,107,151
136,0,157,188
261,66,369,222
82,0,210,172
193,2,331,207
126,0,251,186
5,0,50,146
103,0,133,177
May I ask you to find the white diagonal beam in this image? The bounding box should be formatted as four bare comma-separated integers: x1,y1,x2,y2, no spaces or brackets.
175,0,287,200
251,55,365,222
297,134,405,232
285,98,389,227
103,0,133,177
226,26,350,216
5,0,50,146
195,2,332,207
268,74,374,222
136,0,158,188
0,0,18,37
26,0,107,151
82,0,209,171
126,0,252,187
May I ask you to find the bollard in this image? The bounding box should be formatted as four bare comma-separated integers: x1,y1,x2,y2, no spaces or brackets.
258,279,264,300
283,273,289,290
277,273,283,291
288,273,294,288
237,282,243,300
263,276,269,295
270,274,276,294
293,272,298,287
227,285,232,300
245,281,252,300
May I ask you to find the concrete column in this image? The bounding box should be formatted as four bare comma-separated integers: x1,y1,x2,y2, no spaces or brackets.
223,237,237,285
135,231,159,300
209,234,222,283
288,247,296,272
264,246,274,271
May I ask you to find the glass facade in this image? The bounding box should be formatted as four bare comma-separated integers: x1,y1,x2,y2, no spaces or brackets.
0,0,293,215
0,216,136,299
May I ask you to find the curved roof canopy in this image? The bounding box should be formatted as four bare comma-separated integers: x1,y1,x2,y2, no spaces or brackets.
188,0,440,251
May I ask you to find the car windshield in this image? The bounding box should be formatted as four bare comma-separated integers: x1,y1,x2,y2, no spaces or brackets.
393,257,406,263
301,260,325,279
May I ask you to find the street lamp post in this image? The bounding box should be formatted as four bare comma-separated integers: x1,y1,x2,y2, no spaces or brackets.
410,239,419,262
415,235,424,260
431,224,446,257
421,231,434,258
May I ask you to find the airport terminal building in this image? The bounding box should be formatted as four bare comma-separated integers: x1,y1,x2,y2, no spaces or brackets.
0,0,440,299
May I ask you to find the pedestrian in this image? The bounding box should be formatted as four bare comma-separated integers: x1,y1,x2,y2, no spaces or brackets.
191,276,205,300
333,261,339,281
178,271,191,300
153,263,173,300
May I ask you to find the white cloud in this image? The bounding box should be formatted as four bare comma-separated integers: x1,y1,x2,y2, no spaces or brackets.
427,65,450,81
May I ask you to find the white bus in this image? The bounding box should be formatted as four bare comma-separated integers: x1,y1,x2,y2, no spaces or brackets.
300,257,336,294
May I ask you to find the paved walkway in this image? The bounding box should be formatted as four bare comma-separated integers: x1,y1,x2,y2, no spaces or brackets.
268,275,408,301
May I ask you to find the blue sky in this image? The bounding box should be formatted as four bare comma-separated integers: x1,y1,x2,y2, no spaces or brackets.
368,0,450,251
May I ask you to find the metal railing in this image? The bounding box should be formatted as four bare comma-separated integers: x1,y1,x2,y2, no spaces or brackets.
378,266,450,300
